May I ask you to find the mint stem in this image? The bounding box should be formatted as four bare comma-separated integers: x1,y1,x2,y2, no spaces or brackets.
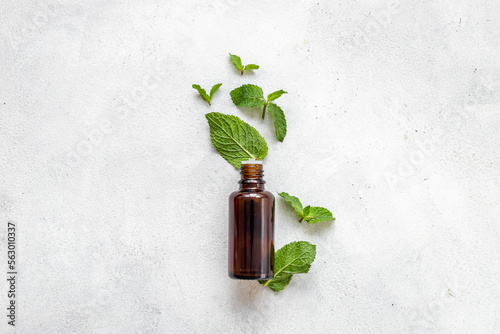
262,104,267,119
241,69,244,75
299,217,303,223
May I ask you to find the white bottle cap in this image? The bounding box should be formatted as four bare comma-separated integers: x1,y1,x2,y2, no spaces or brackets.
241,159,262,165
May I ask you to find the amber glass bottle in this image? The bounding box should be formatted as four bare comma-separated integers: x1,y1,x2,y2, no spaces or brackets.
228,160,274,280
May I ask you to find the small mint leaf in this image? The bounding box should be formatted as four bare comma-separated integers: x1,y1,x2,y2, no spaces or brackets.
192,84,211,105
303,206,334,224
229,53,243,70
244,64,260,70
209,83,222,99
259,273,293,292
267,90,287,102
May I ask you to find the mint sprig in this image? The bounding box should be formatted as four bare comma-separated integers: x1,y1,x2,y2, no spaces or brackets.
259,241,316,292
192,83,222,105
229,53,259,75
230,84,288,141
205,112,268,168
278,192,335,223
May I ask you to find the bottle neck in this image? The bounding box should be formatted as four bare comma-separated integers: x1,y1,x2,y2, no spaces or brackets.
239,163,265,191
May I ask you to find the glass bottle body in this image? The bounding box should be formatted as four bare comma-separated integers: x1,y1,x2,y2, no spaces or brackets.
228,163,274,280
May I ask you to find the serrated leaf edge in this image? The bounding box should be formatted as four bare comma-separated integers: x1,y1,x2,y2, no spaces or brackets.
205,113,260,163
262,242,316,287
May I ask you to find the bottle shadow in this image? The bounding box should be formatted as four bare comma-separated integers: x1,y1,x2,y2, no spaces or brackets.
229,278,267,306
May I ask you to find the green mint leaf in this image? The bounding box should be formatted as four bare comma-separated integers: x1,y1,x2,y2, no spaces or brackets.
302,206,335,224
260,273,293,292
231,85,288,141
229,53,243,70
229,53,259,74
278,192,303,217
230,84,266,108
205,112,268,168
267,90,287,102
267,103,287,141
259,241,316,292
275,241,316,274
245,64,260,70
279,193,335,223
192,84,211,105
209,83,222,99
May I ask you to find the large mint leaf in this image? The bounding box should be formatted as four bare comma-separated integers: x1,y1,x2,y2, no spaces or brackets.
259,241,316,292
230,84,266,108
267,103,287,142
205,112,268,168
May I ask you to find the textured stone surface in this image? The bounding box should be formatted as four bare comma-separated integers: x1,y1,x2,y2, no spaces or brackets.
1,0,500,333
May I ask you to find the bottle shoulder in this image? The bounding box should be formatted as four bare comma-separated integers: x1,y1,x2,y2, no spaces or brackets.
229,190,274,200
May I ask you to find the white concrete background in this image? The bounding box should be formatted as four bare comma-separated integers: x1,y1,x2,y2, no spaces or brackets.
1,0,499,333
